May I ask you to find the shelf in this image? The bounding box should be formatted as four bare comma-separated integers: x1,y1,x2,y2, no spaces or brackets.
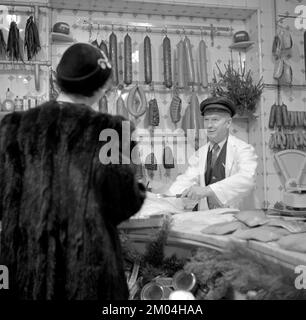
229,41,255,50
51,32,75,43
0,60,51,66
50,0,256,20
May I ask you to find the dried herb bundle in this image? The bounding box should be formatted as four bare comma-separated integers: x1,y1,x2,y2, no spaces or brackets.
212,58,264,116
0,30,7,59
24,16,41,60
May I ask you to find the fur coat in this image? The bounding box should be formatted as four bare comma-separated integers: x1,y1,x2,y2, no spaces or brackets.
0,101,145,300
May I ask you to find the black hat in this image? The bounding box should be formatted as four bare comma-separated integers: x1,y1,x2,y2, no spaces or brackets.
200,96,236,117
56,43,112,97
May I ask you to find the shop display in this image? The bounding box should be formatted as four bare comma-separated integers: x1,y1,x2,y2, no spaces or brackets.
24,15,41,61
145,151,158,178
0,30,7,59
201,220,247,235
7,21,23,61
99,40,108,57
278,233,306,253
127,84,147,121
143,35,152,85
212,61,264,116
232,225,290,242
162,143,175,176
274,149,306,210
116,94,129,118
267,219,306,233
162,35,172,89
169,93,182,126
176,40,186,89
124,33,133,86
198,39,208,88
109,31,119,86
304,31,306,81
52,22,70,35
235,210,268,227
98,95,108,113
184,36,195,86
181,92,203,133
148,98,160,127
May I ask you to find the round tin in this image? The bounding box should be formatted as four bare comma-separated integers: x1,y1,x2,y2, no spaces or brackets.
172,270,197,292
140,282,164,300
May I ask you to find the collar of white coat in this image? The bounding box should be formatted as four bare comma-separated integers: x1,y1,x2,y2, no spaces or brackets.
198,134,236,177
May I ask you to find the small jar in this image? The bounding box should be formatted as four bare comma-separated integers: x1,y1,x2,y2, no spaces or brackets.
14,96,23,111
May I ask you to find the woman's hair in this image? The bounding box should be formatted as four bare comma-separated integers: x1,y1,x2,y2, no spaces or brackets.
56,43,112,97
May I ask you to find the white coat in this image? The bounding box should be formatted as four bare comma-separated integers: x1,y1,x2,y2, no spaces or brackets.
168,134,259,210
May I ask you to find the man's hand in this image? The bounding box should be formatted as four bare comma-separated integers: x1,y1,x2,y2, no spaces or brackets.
181,185,214,201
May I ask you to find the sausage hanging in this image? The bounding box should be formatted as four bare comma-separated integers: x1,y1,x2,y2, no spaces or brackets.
184,36,195,86
98,95,108,113
144,35,152,85
198,39,208,88
124,33,132,85
177,40,186,89
163,35,172,89
99,40,109,58
109,32,119,86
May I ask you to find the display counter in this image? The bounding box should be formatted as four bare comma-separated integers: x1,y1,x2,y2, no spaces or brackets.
122,209,306,270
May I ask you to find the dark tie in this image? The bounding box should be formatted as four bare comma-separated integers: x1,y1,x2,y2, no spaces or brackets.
207,143,221,209
211,143,220,168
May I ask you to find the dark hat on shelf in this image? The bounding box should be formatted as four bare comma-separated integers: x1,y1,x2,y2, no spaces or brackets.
233,31,249,43
52,22,70,35
56,43,112,97
200,96,236,117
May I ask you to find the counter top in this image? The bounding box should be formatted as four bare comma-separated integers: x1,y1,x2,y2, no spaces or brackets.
124,210,306,270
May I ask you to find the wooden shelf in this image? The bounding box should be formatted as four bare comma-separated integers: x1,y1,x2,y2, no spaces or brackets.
51,32,75,43
229,41,255,50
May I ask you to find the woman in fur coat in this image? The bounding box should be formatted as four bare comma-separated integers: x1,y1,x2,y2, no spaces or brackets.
0,43,146,299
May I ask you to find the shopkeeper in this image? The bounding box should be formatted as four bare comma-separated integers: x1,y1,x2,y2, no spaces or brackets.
168,96,258,210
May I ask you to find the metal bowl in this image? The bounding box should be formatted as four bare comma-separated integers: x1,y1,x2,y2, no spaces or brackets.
140,282,164,300
172,270,197,292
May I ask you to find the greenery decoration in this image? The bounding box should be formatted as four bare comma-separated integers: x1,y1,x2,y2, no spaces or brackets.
211,58,264,116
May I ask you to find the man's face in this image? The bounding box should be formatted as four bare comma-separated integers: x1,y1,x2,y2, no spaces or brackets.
203,109,232,143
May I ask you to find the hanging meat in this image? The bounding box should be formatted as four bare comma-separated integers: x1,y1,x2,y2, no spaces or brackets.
163,35,172,88
163,144,175,177
145,152,158,179
198,39,208,88
7,21,23,61
169,94,182,126
177,40,186,89
116,95,129,119
124,33,133,86
127,85,147,123
184,36,195,86
109,32,119,86
0,30,7,59
98,95,108,113
182,92,203,132
148,98,160,127
99,40,109,58
24,16,41,61
304,31,306,81
144,35,152,84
